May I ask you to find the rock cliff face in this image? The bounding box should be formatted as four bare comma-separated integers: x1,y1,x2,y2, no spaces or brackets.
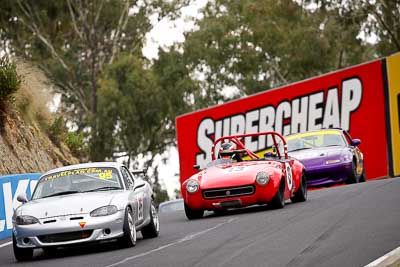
0,107,79,175
0,62,79,175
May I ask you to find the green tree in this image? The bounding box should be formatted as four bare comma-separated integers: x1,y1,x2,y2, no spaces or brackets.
0,56,22,103
369,0,400,55
0,0,190,138
0,0,193,197
96,51,199,161
179,0,374,101
95,53,198,198
305,0,400,57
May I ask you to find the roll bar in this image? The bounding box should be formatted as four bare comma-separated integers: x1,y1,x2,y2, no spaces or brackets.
211,131,288,160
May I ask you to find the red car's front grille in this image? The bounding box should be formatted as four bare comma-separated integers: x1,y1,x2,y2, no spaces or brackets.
203,185,255,199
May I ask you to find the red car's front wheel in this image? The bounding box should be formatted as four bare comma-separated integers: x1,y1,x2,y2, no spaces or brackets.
291,172,307,203
184,203,204,220
270,178,285,209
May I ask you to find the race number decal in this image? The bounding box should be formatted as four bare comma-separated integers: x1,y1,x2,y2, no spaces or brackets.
285,163,293,191
137,194,144,221
228,166,246,172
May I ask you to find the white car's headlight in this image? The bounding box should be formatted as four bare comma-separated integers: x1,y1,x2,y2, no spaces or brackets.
186,179,200,193
256,172,270,186
15,215,39,225
90,205,118,217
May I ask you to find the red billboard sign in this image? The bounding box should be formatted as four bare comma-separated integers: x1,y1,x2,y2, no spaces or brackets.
176,60,389,183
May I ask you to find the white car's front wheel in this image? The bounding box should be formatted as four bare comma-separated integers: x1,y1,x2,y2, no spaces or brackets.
141,201,160,238
13,234,33,262
120,207,136,247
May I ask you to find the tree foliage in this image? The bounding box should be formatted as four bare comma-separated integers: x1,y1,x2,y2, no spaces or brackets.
0,0,189,129
316,0,400,56
180,0,379,100
0,0,192,201
95,51,199,163
0,56,21,102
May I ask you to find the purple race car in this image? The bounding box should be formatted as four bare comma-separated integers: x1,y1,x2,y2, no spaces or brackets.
285,129,366,187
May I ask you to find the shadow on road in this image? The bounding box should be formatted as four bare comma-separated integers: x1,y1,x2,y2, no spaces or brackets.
26,237,144,262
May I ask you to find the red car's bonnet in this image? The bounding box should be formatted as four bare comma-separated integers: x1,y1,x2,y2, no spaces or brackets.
197,160,282,189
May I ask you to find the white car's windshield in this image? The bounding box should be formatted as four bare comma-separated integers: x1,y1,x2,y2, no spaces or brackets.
32,167,123,199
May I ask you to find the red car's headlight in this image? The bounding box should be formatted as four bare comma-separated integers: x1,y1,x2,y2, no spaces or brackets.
186,179,200,193
256,172,270,186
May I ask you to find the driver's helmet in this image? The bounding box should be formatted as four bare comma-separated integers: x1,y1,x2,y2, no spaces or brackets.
219,142,236,159
218,142,244,162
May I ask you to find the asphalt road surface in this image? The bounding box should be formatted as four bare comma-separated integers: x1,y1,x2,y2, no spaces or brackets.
1,178,399,267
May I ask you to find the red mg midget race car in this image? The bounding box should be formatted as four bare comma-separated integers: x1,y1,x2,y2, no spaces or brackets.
181,131,307,220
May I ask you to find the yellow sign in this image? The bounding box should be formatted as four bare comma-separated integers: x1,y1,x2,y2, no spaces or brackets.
387,53,400,176
44,168,113,181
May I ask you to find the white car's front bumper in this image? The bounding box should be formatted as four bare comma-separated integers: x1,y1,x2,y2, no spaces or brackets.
13,210,125,248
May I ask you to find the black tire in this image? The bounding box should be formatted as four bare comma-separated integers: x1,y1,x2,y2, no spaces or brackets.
213,209,227,216
346,159,359,184
184,203,204,220
141,202,160,239
13,234,33,262
270,177,285,209
291,172,307,203
119,207,136,247
359,166,366,182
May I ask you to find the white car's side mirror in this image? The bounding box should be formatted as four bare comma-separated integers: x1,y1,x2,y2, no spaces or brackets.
131,169,145,175
17,193,28,204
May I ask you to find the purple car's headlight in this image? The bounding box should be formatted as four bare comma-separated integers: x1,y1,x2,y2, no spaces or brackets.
325,159,341,165
342,154,352,161
15,215,39,225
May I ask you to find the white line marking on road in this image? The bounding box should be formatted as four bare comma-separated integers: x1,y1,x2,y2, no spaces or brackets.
0,241,12,248
365,246,400,267
105,218,236,267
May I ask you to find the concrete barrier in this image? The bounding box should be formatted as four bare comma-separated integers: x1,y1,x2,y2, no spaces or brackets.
0,173,41,240
365,246,400,267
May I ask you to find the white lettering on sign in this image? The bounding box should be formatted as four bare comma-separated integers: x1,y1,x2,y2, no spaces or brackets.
341,78,362,130
291,97,308,134
3,180,29,229
308,91,324,131
2,179,37,231
245,110,259,151
195,78,363,167
30,180,38,195
323,88,340,128
196,118,214,167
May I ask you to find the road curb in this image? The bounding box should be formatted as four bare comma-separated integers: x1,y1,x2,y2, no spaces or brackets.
365,246,400,267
